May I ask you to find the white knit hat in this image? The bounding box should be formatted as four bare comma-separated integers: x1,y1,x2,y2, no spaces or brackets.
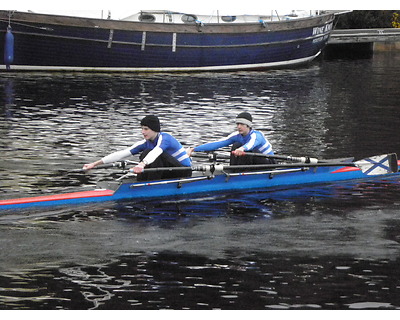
235,112,253,127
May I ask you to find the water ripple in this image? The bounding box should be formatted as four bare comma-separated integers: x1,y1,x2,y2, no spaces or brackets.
2,53,400,309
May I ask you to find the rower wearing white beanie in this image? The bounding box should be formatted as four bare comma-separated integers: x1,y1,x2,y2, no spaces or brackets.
188,111,274,166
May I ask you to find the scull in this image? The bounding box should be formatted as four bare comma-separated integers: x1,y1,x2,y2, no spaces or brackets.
0,153,399,211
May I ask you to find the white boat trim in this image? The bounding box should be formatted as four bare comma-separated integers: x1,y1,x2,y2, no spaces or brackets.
0,51,321,72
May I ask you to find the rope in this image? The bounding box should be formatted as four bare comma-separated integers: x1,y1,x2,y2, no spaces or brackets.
1,12,54,32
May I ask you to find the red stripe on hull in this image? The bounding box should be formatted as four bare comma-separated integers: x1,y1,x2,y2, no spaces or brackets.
0,189,114,206
331,160,400,174
331,166,359,174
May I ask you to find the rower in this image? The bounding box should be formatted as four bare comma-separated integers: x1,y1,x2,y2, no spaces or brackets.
82,115,192,181
187,112,275,169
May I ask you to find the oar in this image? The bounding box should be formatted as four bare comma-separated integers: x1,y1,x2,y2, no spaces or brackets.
229,153,397,175
58,162,123,175
193,151,321,163
81,160,139,172
241,152,321,163
139,153,398,176
234,151,356,164
190,152,229,162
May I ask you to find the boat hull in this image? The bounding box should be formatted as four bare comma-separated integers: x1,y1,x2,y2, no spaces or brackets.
0,11,334,72
1,164,398,211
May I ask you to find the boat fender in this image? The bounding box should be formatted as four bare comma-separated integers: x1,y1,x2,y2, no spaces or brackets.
259,19,267,28
4,26,14,70
195,20,204,32
195,20,204,27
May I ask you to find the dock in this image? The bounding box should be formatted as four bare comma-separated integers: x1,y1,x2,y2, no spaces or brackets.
329,28,400,44
325,28,400,58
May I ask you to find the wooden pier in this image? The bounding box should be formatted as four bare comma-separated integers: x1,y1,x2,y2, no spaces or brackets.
329,28,400,44
324,28,400,58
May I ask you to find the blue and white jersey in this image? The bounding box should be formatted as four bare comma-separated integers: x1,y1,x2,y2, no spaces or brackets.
102,132,191,166
130,132,191,166
194,129,274,155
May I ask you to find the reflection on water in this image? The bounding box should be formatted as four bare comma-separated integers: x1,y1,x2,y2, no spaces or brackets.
1,52,400,309
1,178,400,309
2,251,400,310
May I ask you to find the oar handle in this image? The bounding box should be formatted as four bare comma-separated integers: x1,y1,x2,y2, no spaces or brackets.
191,152,229,161
192,151,320,164
221,162,354,170
69,163,119,174
95,163,121,169
141,166,193,173
243,152,319,164
82,160,138,172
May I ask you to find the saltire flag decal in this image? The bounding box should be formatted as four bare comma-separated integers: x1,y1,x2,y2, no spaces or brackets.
355,154,398,175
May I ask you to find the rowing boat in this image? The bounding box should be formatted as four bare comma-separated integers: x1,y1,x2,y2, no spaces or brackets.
0,10,335,72
0,153,399,211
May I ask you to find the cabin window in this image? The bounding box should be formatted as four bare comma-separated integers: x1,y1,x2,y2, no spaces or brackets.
221,16,236,22
181,14,197,23
139,14,156,22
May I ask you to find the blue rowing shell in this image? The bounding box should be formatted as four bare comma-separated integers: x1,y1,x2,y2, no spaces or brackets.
1,163,399,211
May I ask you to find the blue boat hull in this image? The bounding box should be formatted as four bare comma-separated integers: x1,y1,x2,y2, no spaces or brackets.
1,164,399,211
111,166,395,200
0,11,334,71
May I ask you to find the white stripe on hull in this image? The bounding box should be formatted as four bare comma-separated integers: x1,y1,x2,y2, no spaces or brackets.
0,52,321,73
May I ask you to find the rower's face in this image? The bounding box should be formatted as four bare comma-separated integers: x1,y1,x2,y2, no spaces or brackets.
141,126,158,140
237,123,250,135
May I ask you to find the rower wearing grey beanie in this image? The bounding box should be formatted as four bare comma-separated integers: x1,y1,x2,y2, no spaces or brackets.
83,115,191,181
188,111,274,166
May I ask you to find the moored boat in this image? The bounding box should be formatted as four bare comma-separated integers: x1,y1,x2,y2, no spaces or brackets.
0,153,398,211
0,9,335,72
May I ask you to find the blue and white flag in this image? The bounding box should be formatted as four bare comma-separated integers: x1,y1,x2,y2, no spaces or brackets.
355,154,398,175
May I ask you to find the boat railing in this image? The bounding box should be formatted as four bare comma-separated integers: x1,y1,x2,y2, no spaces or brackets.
121,10,324,25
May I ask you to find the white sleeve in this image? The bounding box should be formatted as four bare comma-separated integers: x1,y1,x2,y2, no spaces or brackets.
101,147,132,164
101,140,146,164
142,146,163,165
142,134,164,165
242,132,257,151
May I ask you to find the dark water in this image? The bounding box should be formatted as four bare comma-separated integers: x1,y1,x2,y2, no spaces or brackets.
1,52,400,309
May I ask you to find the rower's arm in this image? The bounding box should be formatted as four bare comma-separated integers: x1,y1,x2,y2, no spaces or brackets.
101,148,133,164
142,146,163,166
194,132,237,152
82,147,132,171
194,138,233,152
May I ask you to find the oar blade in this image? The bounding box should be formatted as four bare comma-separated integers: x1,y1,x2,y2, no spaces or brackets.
355,153,398,175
